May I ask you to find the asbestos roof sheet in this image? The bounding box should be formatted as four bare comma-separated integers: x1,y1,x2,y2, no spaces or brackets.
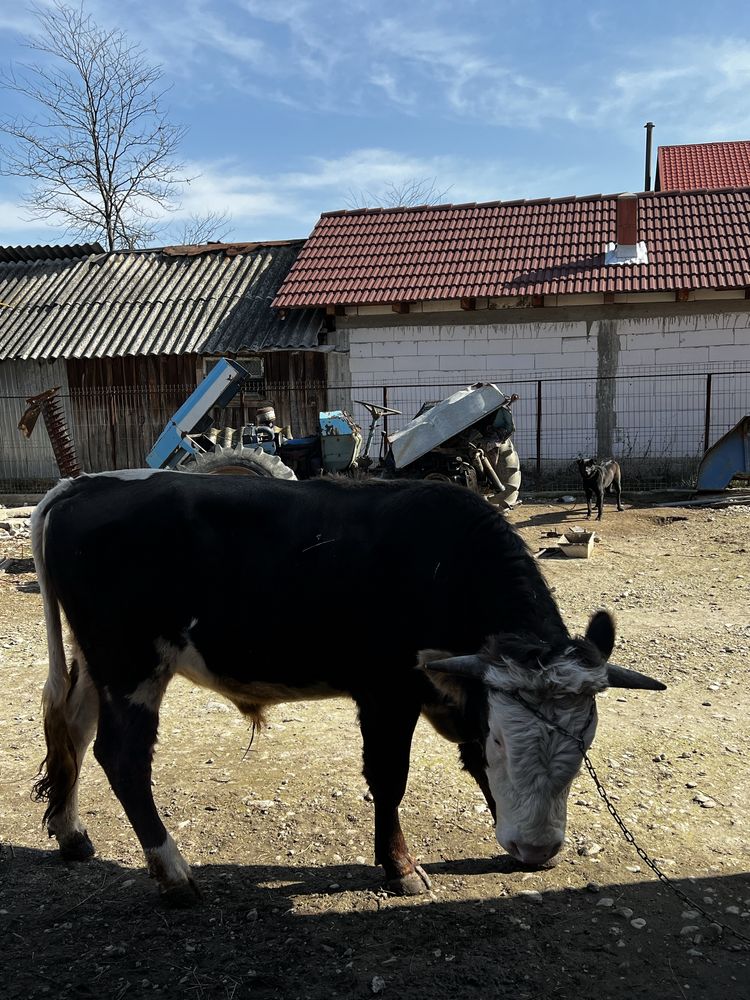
0,241,324,360
273,189,750,308
0,243,104,264
657,141,750,190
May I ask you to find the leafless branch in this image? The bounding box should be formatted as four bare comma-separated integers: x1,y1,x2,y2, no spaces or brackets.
174,210,234,246
345,177,452,210
0,1,194,249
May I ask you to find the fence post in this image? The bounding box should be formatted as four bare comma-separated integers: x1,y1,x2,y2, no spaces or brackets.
703,373,713,454
382,386,389,439
536,380,542,475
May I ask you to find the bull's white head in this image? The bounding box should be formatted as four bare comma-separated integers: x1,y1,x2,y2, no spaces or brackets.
419,611,665,868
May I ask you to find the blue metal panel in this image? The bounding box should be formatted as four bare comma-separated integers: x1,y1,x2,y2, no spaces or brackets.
696,415,750,491
146,358,249,468
319,410,361,471
320,411,357,437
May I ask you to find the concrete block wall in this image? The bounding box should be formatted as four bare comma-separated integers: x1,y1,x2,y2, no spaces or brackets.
348,311,750,384
342,308,750,465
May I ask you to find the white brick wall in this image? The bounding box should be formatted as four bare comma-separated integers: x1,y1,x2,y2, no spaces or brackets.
708,344,749,362
343,310,749,463
347,311,750,381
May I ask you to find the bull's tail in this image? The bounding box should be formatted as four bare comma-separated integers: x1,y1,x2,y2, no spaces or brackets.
30,481,79,824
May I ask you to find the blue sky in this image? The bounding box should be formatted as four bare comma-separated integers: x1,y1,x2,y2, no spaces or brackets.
2,0,750,246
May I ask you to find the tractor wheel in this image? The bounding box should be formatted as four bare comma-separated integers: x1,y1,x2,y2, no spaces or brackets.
494,440,521,509
186,445,297,480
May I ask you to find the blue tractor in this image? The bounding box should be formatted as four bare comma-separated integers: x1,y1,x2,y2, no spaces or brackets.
146,359,521,508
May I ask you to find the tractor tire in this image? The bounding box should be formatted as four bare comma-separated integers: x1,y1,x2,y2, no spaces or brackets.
186,445,297,480
494,440,521,509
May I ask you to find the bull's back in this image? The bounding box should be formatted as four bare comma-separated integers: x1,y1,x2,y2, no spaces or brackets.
42,472,562,687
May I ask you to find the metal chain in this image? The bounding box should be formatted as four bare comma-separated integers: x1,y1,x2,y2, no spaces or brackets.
583,751,750,947
510,691,750,946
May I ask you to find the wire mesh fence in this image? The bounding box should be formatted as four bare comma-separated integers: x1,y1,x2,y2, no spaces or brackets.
343,364,749,491
1,364,748,494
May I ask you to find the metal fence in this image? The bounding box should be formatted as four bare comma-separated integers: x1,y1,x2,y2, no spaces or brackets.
1,364,748,494
343,364,750,491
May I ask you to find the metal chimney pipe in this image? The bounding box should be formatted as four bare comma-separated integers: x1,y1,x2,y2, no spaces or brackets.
616,192,638,248
644,122,655,192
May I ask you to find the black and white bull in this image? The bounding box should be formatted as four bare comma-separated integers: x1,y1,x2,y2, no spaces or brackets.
32,471,665,905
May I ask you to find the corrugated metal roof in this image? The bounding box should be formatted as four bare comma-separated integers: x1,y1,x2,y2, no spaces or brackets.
657,141,750,190
0,241,324,360
0,243,104,264
273,189,750,307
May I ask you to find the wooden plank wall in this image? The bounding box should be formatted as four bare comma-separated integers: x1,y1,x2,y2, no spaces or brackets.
64,352,328,472
263,351,327,437
0,358,72,486
66,355,199,471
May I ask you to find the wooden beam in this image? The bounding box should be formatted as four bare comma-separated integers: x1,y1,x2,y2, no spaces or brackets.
325,304,346,316
392,302,410,314
675,289,690,302
532,294,544,308
460,296,476,311
603,292,615,304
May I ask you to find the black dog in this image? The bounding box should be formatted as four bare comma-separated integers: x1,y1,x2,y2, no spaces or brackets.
577,458,624,520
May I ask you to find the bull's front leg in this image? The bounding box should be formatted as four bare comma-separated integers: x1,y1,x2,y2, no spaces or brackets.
585,489,593,518
459,741,496,821
596,487,604,520
358,697,431,896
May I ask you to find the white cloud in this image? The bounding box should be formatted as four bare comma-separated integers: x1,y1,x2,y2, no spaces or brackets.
365,17,582,127
591,37,750,138
162,148,583,242
0,146,585,248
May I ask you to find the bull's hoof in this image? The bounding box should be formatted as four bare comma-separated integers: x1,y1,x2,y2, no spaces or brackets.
386,865,432,896
59,830,96,862
159,879,201,909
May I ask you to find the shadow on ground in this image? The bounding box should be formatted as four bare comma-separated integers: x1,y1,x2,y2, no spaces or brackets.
3,845,748,1000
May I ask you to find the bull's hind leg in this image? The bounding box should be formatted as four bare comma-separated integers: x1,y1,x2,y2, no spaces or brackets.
358,697,431,896
93,675,199,907
35,652,98,860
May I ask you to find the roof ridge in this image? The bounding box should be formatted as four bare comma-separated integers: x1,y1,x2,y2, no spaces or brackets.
659,139,750,152
318,186,750,220
0,243,104,264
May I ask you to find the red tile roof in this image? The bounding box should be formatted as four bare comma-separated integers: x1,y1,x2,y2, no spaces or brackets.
273,189,750,308
657,141,750,191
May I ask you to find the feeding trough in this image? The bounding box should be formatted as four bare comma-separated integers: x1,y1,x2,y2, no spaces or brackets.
559,529,596,559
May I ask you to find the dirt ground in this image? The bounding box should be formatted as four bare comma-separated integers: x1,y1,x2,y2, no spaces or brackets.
1,496,749,1000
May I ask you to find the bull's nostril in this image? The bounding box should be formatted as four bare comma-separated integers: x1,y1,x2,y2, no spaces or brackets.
516,842,560,865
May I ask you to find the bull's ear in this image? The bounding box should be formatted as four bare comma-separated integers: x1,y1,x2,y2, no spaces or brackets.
607,664,666,691
585,610,616,661
417,650,487,708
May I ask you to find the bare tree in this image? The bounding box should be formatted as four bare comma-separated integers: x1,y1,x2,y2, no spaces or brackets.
346,177,452,210
0,2,189,249
173,210,234,246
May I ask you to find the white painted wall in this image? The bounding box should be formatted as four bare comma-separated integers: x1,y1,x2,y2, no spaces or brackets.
341,309,750,469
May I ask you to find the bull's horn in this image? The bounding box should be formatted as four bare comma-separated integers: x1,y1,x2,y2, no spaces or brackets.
418,652,488,680
607,663,666,691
